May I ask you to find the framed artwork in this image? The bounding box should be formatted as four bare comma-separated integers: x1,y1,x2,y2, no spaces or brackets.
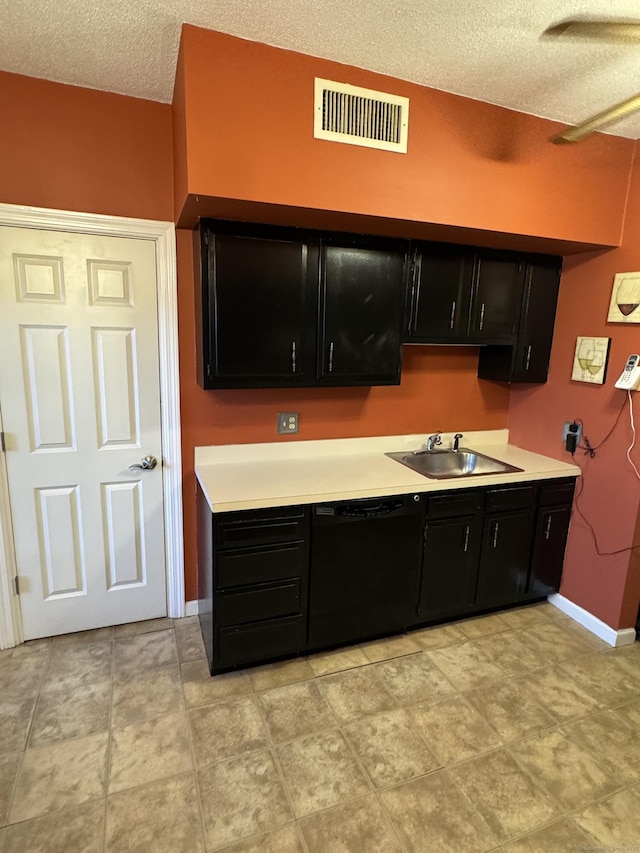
571,336,611,384
607,272,640,323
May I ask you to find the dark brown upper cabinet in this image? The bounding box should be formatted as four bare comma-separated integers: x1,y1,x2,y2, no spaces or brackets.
478,255,562,384
317,235,406,386
405,243,476,343
406,243,525,345
195,221,407,389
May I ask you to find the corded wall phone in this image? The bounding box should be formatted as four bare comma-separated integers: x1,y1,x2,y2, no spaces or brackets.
615,354,640,390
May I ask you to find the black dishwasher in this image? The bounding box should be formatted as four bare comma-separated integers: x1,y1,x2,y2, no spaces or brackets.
308,493,425,650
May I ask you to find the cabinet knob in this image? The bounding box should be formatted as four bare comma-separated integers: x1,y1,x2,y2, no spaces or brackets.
492,521,499,548
525,344,532,371
291,341,297,373
544,515,552,540
450,300,457,330
328,341,334,373
479,303,485,331
463,524,470,552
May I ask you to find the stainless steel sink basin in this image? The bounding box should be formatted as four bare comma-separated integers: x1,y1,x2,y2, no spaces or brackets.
385,448,523,480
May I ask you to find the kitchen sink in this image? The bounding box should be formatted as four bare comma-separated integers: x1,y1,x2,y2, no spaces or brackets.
385,448,523,480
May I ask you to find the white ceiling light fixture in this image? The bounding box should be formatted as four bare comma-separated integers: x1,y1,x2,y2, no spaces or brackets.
314,78,409,153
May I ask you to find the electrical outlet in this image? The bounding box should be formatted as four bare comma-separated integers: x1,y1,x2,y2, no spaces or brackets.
277,412,299,434
561,421,582,445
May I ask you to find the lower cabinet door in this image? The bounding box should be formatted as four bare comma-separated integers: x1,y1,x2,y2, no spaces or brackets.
475,510,534,608
419,516,482,620
526,506,571,599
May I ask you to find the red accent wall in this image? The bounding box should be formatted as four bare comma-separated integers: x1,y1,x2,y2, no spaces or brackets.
174,26,633,249
509,149,640,630
0,71,173,220
173,26,639,610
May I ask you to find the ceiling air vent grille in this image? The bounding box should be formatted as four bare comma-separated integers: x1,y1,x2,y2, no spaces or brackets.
314,78,409,153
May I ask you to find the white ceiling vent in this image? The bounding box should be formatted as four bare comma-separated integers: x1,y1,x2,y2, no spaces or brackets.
314,78,409,153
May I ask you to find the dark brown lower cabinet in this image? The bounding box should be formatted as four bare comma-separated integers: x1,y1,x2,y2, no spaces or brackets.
198,477,575,675
420,516,483,620
197,488,310,674
524,478,575,600
475,508,534,608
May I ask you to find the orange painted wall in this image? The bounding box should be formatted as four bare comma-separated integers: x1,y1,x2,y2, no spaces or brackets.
0,71,173,220
173,27,640,605
175,26,633,249
509,149,640,630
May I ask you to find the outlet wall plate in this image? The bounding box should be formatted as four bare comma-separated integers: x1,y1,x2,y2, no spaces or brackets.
277,412,299,434
562,421,583,445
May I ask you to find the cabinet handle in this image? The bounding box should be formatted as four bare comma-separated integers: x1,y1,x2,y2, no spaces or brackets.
525,344,532,371
492,521,499,548
544,515,552,540
463,524,470,552
450,300,457,330
328,341,334,373
479,302,485,331
291,341,297,373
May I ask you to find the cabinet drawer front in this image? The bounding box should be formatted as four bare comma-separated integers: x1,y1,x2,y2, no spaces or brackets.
217,542,306,588
217,580,302,627
537,479,575,507
217,615,306,668
484,485,535,513
215,507,306,549
426,490,482,519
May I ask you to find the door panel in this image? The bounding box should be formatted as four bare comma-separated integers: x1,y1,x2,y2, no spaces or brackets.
408,244,474,342
210,232,313,384
317,240,404,383
0,226,166,639
470,254,523,343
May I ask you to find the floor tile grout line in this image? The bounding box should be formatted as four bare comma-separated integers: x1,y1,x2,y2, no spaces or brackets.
2,637,53,828
251,690,312,853
102,636,117,853
179,629,216,853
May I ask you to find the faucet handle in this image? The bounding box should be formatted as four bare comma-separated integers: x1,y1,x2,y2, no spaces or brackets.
425,431,443,451
453,433,463,451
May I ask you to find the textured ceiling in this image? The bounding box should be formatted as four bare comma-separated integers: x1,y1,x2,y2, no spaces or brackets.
3,0,640,137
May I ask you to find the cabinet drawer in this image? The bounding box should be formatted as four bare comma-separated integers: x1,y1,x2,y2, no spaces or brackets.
484,485,535,513
537,479,575,507
215,507,306,549
217,615,306,668
426,490,482,520
217,541,306,588
217,579,302,627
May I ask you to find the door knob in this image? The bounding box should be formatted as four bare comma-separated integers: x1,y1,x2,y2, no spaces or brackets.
129,455,158,471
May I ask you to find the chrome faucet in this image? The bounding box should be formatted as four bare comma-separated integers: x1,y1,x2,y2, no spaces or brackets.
453,433,463,451
425,432,442,452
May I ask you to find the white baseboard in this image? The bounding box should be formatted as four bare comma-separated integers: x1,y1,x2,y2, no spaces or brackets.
184,600,199,617
548,594,637,648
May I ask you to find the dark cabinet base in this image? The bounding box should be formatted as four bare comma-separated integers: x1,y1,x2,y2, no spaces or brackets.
198,477,575,676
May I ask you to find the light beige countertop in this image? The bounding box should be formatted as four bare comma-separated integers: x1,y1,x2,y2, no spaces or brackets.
195,430,580,513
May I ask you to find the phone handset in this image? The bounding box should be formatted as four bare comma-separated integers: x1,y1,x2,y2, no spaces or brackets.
615,354,640,390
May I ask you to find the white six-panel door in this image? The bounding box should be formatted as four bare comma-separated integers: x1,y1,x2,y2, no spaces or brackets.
0,226,167,639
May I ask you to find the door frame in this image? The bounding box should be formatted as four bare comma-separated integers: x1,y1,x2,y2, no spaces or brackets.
0,202,184,648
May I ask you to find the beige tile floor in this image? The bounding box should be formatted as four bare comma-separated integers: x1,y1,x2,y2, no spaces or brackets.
1,604,640,852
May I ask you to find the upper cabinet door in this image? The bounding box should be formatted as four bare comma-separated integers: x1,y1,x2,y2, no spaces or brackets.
317,236,406,385
513,257,562,382
469,252,524,343
199,225,317,388
406,243,475,343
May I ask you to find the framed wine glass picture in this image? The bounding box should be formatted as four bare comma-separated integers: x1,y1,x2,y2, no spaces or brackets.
571,336,611,384
608,272,640,323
